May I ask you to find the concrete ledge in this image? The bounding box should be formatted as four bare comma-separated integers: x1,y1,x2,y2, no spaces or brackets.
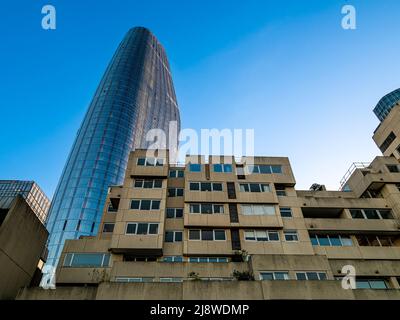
16,281,400,300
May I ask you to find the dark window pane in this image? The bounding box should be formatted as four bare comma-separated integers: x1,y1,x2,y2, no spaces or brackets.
103,223,114,233
202,230,214,241
259,165,271,174
214,230,226,240
126,223,137,234
306,272,319,280
202,204,213,214
318,236,330,246
165,232,174,242
190,182,199,191
149,224,158,234
130,200,140,209
143,180,153,188
166,208,175,218
137,223,148,234
364,209,380,219
178,171,184,178
137,158,145,166
175,209,183,218
189,230,200,240
151,201,160,210
271,166,282,174
296,273,307,280
175,232,183,242
379,210,393,219
140,200,151,210
213,183,223,191
214,164,222,172
250,184,261,192
201,183,212,191
190,204,200,213
350,209,364,219
176,189,184,196
330,236,342,246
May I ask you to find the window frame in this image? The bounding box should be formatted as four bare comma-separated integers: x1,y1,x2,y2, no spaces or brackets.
125,223,159,235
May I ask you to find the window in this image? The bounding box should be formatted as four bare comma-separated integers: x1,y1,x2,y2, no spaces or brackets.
165,231,183,242
168,188,184,197
296,272,327,281
240,204,275,216
310,234,353,247
356,235,395,247
379,132,396,153
284,230,298,242
213,164,233,173
134,179,163,189
160,277,183,283
126,223,159,235
244,230,279,242
356,279,388,289
239,183,271,193
169,170,184,178
189,163,202,172
190,203,224,214
188,229,226,241
162,256,183,262
247,164,282,174
387,165,400,173
63,253,110,268
137,157,164,166
189,182,223,191
280,207,292,218
115,277,154,283
260,272,289,280
130,199,161,210
350,209,393,220
166,208,183,218
102,223,114,233
189,257,229,263
107,203,118,212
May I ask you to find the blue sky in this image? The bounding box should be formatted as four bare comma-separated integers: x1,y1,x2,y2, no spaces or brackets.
0,0,399,197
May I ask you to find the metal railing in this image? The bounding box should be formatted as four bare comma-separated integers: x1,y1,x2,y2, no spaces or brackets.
339,162,371,191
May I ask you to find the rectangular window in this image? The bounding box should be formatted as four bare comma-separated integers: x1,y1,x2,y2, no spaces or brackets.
160,277,183,283
189,163,202,172
296,272,327,281
162,256,184,262
189,203,224,214
134,179,163,189
188,229,226,241
126,223,159,235
247,165,282,174
115,277,154,283
356,235,395,247
350,209,393,220
284,230,298,242
356,279,388,289
311,234,353,247
213,164,233,173
168,188,184,197
130,199,161,210
244,230,280,242
240,204,275,216
166,208,183,218
102,223,114,233
189,182,223,191
189,257,229,263
239,183,271,193
169,170,184,178
137,157,164,167
63,253,110,268
280,207,293,218
165,231,183,243
379,132,396,153
260,272,289,280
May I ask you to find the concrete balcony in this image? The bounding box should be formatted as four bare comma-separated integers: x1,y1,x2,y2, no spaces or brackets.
183,240,233,255
110,234,163,256
305,218,400,232
313,245,400,260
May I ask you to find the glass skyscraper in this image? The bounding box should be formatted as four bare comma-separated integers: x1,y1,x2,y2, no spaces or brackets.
43,27,180,275
0,180,50,224
373,88,400,122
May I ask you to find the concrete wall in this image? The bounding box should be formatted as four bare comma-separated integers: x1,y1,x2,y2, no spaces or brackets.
0,196,48,299
17,281,400,300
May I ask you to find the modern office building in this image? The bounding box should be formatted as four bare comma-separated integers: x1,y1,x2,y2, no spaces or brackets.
0,180,50,224
18,149,400,300
373,88,400,122
0,195,49,299
43,27,180,275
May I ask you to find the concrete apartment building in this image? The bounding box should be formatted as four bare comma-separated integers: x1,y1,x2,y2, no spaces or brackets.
17,149,400,300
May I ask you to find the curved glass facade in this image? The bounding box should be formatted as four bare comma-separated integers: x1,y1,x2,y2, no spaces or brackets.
373,88,400,122
43,27,180,271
